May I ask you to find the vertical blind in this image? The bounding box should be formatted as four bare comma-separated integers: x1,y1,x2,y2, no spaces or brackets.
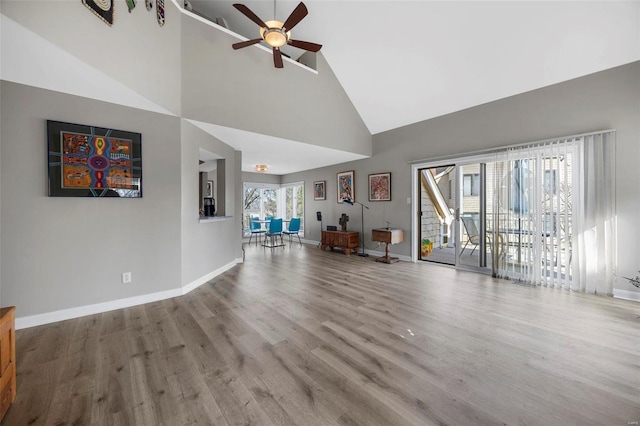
491,131,616,294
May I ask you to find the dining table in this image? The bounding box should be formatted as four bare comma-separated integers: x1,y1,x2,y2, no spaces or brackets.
256,219,290,248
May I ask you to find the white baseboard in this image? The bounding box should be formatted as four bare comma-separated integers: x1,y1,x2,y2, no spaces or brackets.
309,240,411,262
15,288,183,330
363,248,412,262
16,260,239,330
613,289,640,302
181,260,237,294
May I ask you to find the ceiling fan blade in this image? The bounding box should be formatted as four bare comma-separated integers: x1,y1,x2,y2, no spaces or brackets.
232,38,262,50
273,48,283,68
288,39,322,52
233,4,268,28
282,2,308,32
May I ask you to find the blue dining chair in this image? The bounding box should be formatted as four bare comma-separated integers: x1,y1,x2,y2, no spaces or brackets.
283,217,302,246
248,217,266,246
265,218,283,248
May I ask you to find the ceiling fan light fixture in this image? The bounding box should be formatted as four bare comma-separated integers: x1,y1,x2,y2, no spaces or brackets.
260,20,290,47
232,2,320,68
255,164,268,172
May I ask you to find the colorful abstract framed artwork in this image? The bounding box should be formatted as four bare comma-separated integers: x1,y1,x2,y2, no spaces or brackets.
82,0,114,26
313,181,326,201
337,171,355,203
368,172,391,201
47,120,142,198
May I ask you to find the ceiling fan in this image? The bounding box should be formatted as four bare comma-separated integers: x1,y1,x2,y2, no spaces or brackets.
231,2,322,69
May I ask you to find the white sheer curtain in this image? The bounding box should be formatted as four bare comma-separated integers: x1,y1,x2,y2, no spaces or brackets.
572,132,617,295
491,131,616,294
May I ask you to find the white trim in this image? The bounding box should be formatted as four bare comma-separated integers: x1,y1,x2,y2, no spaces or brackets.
364,249,412,263
613,289,640,302
199,215,233,223
16,288,182,330
16,260,239,330
281,181,304,189
411,163,419,262
310,240,412,262
181,260,237,294
172,0,318,75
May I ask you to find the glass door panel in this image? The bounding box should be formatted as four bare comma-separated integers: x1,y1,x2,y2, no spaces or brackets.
457,163,491,271
418,166,456,265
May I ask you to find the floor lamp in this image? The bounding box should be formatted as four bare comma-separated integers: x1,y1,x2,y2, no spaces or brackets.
342,199,369,257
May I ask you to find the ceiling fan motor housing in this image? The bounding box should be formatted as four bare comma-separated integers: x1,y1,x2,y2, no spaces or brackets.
260,20,290,48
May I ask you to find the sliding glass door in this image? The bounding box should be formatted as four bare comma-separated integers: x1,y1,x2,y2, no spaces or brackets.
417,160,494,273
491,145,574,284
418,165,456,265
418,163,491,271
414,130,615,293
457,163,491,271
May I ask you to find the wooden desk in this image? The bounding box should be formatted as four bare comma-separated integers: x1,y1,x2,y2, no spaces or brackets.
372,228,404,263
321,231,359,255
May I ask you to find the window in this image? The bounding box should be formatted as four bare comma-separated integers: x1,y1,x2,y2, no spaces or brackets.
544,170,557,194
243,182,304,236
463,173,480,196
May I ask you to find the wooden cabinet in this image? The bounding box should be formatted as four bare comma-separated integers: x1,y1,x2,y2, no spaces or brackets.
0,307,16,421
321,231,359,255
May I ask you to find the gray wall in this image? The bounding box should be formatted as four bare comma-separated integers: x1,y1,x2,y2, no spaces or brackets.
242,172,282,185
0,83,244,319
180,12,371,157
0,82,183,317
180,121,241,286
1,0,182,114
286,61,640,293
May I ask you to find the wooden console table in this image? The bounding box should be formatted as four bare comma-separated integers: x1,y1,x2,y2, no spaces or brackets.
372,228,404,263
321,230,359,255
0,307,16,421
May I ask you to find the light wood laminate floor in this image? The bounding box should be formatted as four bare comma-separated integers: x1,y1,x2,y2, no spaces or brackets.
4,244,639,425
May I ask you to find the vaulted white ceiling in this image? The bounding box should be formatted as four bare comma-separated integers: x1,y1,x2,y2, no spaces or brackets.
3,1,638,175
193,0,640,135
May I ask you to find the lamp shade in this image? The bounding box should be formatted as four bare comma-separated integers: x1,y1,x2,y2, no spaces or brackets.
260,20,290,48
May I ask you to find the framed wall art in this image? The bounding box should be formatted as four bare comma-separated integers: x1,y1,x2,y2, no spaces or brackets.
47,120,142,198
337,170,355,203
206,180,214,198
368,172,391,201
313,180,326,200
82,0,114,26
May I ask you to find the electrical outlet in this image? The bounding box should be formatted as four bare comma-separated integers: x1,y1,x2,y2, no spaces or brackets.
122,272,132,283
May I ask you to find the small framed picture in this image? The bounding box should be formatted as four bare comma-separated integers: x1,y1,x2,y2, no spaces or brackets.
206,180,214,198
337,171,355,203
368,172,391,201
313,180,326,200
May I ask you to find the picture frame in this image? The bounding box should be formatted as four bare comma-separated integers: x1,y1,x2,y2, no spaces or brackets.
47,120,142,198
337,170,355,203
313,180,326,200
368,172,391,201
206,180,214,198
82,0,114,26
